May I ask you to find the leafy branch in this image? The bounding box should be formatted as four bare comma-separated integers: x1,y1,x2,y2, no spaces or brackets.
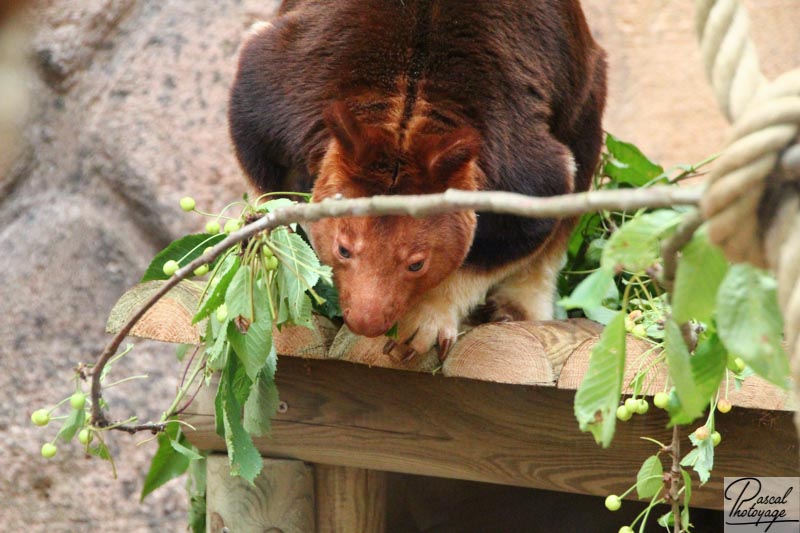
89,184,702,431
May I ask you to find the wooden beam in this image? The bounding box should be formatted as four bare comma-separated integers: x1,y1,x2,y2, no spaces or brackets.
315,465,387,533
184,357,799,511
206,455,315,532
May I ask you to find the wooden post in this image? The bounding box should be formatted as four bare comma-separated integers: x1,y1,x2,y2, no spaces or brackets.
314,465,387,533
206,455,315,533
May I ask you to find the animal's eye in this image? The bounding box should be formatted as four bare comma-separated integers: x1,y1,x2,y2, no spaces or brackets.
338,245,351,259
408,261,424,272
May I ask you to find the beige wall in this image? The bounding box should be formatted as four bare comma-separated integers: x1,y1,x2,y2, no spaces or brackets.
585,0,800,168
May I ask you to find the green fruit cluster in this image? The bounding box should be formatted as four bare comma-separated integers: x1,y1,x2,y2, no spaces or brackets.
616,397,649,421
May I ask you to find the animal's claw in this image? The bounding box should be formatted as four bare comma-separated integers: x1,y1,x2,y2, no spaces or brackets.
383,339,396,355
401,347,417,363
436,337,453,361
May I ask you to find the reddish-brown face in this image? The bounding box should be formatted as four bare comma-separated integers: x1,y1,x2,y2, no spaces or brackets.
308,101,482,337
310,212,475,337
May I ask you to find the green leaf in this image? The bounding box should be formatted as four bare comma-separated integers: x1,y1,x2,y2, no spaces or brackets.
141,424,190,501
568,213,604,260
636,455,664,499
716,264,789,388
272,227,332,327
657,511,674,529
583,305,619,326
681,432,715,484
187,456,207,533
574,311,627,447
602,210,683,272
244,352,280,437
142,233,225,282
603,133,666,187
206,319,230,372
227,284,274,382
225,265,256,322
57,407,85,442
664,319,706,424
558,268,616,311
194,255,241,324
255,198,295,212
311,278,342,319
691,332,727,402
214,381,225,438
682,468,692,506
87,441,112,461
220,357,263,484
672,229,728,324
170,436,203,461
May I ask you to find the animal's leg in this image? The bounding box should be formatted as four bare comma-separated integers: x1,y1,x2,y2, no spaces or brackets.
392,267,509,361
485,223,572,322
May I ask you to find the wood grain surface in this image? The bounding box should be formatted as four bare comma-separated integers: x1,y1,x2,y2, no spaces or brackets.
206,455,315,532
184,358,799,511
315,465,387,533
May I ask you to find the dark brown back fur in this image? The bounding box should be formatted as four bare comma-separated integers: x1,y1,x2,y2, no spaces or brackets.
229,0,606,269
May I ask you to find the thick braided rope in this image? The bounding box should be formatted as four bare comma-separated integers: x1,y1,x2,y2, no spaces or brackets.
695,0,800,409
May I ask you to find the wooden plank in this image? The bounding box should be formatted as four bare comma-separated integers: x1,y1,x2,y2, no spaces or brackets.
206,455,315,532
184,358,799,511
557,336,794,411
315,465,386,533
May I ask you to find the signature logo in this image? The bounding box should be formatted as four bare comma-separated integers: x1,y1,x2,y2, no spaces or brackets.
724,477,800,532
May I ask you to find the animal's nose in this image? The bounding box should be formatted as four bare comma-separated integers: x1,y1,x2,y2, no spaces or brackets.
343,307,393,338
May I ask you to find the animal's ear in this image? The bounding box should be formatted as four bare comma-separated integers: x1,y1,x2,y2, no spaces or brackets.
323,102,363,158
424,127,481,185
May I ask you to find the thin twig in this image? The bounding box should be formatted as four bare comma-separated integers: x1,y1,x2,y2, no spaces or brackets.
670,424,682,532
661,209,704,293
90,185,703,430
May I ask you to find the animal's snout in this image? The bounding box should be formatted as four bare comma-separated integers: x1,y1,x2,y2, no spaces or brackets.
343,306,394,338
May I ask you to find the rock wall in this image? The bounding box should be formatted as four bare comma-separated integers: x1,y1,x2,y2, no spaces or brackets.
0,0,797,530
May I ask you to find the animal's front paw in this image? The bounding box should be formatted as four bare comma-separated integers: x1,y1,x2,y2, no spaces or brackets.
385,306,459,362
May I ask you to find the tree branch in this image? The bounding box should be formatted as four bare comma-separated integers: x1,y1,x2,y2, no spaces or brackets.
90,185,702,429
670,424,682,533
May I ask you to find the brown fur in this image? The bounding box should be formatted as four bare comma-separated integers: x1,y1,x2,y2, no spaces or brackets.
229,0,607,354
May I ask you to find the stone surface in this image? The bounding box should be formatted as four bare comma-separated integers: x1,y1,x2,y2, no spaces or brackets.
1,0,798,531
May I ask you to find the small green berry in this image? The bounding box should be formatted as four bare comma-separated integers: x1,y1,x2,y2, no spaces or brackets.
605,494,622,511
734,357,746,373
78,428,93,445
163,260,179,276
711,431,721,447
216,304,228,323
717,399,732,413
224,219,241,234
261,245,274,258
616,405,632,421
265,256,279,271
624,398,638,412
653,392,670,409
631,324,647,338
205,220,221,234
619,527,634,533
694,425,710,441
635,398,649,415
70,392,86,410
31,409,50,427
41,443,57,459
624,318,635,332
193,264,209,276
204,246,214,256
180,196,196,211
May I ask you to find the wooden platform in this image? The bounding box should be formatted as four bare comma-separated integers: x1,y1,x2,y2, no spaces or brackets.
178,317,798,524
